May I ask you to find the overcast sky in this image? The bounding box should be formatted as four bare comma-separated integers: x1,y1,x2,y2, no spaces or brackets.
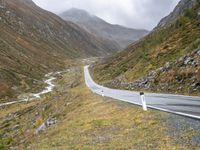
33,0,180,30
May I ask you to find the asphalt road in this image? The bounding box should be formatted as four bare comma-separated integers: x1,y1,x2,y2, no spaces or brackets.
84,66,200,120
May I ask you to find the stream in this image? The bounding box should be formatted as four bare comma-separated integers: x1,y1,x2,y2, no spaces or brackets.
0,70,68,107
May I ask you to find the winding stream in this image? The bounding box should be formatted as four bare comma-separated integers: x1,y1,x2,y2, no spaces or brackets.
0,70,68,107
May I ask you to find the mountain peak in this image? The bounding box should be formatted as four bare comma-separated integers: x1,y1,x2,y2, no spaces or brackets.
66,8,89,14
60,8,149,49
60,8,96,21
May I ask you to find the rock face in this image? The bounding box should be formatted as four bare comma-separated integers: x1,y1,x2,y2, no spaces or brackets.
60,8,149,50
157,0,198,28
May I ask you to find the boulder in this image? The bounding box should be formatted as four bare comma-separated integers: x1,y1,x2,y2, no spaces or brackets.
184,57,193,65
197,50,200,56
35,117,57,134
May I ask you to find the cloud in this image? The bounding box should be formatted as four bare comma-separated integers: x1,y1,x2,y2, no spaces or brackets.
33,0,180,30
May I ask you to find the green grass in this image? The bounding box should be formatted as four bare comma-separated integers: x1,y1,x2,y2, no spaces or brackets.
91,119,113,127
0,138,13,150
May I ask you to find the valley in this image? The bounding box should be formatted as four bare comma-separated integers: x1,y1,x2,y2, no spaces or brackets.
1,62,200,149
0,0,119,103
0,0,200,149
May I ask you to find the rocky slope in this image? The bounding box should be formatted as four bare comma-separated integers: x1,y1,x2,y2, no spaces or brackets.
91,0,200,96
157,0,198,28
0,0,117,101
104,48,200,95
60,8,149,50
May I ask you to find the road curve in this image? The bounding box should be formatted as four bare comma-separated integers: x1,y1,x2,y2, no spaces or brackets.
84,66,200,120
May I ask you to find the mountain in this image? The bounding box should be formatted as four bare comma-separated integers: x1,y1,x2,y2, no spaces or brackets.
0,0,119,101
91,0,200,96
157,0,198,28
60,8,149,50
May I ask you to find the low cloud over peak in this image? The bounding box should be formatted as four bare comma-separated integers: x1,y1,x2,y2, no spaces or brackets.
33,0,180,30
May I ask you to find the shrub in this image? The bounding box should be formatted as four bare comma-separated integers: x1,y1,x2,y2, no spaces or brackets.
0,138,13,150
175,16,190,28
185,9,197,19
35,117,44,127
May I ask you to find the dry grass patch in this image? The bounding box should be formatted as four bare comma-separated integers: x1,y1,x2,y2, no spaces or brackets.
27,67,183,150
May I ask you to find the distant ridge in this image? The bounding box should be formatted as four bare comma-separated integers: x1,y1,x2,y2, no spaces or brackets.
60,8,149,50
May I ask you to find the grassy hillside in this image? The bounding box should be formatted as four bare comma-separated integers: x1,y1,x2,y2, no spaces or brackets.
1,65,199,149
0,0,118,101
91,2,200,95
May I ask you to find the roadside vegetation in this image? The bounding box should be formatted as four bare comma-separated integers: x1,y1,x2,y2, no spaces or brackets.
0,64,199,149
91,2,200,96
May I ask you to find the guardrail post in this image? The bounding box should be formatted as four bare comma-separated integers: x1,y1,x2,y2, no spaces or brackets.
140,92,147,111
101,89,104,97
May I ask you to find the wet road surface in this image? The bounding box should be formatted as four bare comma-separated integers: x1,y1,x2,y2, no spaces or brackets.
84,66,200,119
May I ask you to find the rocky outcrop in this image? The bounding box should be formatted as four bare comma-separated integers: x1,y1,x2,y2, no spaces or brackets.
157,0,198,28
105,48,200,95
36,117,57,134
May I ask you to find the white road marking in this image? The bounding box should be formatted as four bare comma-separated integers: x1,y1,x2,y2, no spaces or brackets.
84,66,200,120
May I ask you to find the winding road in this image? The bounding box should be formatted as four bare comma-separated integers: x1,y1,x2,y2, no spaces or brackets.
84,66,200,120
